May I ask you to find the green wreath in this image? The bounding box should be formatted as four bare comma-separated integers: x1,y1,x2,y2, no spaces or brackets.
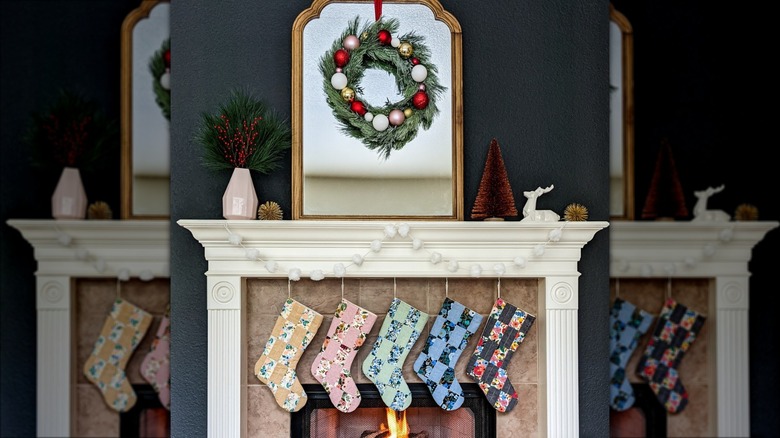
320,17,445,159
149,38,171,120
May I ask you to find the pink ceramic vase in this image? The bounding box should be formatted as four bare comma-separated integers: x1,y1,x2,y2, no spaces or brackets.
51,167,87,219
222,167,258,220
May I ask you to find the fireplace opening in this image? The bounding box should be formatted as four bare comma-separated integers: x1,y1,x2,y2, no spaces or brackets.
120,384,170,438
292,383,495,438
609,383,666,438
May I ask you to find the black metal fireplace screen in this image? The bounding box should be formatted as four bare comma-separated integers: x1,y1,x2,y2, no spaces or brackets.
292,383,495,438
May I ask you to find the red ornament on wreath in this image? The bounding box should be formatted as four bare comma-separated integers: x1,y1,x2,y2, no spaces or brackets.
334,49,350,68
377,29,392,46
164,50,171,68
412,91,429,110
350,100,367,116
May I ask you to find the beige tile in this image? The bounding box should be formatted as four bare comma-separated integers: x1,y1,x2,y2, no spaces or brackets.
667,384,710,438
75,384,118,437
395,278,429,313
247,384,290,438
121,278,171,314
358,279,394,314
447,279,496,314
497,384,538,438
427,278,447,315
500,279,538,315
674,279,709,316
290,279,358,315
247,279,288,315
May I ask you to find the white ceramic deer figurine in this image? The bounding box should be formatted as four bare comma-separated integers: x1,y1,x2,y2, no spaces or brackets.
521,185,560,222
692,184,730,222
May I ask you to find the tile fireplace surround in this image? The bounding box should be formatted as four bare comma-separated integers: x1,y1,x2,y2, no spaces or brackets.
9,219,776,437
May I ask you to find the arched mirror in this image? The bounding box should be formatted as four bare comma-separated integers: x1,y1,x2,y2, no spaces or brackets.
121,0,170,219
291,0,463,220
610,4,634,220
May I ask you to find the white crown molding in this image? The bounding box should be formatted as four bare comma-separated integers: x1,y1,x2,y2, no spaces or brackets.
7,219,170,278
179,219,608,278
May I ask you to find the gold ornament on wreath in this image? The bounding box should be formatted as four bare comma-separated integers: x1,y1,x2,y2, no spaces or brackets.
321,17,446,159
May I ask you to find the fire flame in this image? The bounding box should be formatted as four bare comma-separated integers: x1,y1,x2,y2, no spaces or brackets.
378,408,410,438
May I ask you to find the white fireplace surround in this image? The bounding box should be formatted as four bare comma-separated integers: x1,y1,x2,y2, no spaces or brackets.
8,218,776,438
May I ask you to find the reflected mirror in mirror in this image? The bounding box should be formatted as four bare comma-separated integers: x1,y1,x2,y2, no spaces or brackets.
610,4,634,220
292,0,463,220
121,0,170,219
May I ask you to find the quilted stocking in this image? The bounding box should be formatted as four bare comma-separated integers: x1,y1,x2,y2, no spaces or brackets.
609,298,653,411
636,297,706,413
311,299,377,413
362,298,429,411
465,298,535,413
140,315,171,410
83,298,153,412
414,298,483,410
255,298,323,412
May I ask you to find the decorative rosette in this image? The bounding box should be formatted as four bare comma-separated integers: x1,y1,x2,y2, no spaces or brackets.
320,17,445,159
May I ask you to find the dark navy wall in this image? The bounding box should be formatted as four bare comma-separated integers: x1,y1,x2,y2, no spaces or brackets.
1,2,137,436
170,1,609,437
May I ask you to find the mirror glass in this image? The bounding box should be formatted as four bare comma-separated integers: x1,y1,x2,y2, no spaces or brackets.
121,0,170,219
292,0,463,219
609,4,634,220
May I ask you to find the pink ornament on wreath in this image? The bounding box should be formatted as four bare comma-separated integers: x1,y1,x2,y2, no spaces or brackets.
343,35,360,50
388,109,405,126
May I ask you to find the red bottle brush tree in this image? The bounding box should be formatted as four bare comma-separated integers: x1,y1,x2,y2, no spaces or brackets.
471,138,519,220
641,138,689,219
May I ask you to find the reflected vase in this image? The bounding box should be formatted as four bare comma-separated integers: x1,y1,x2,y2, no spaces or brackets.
51,167,87,219
222,167,258,220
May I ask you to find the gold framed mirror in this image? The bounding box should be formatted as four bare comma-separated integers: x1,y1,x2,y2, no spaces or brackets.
292,0,463,220
609,3,635,220
121,0,170,219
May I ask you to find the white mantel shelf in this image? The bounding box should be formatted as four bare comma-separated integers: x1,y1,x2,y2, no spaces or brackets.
179,219,609,278
6,219,169,438
610,220,777,437
180,219,609,438
610,221,778,278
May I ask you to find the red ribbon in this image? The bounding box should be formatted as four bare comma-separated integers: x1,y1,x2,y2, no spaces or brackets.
374,0,382,21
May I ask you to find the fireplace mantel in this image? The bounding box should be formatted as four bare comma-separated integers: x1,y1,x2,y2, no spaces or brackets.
179,219,608,438
609,220,778,437
7,219,170,437
9,218,775,437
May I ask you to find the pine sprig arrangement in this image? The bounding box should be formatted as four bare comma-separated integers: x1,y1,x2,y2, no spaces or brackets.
23,88,117,172
320,17,445,159
196,89,291,174
149,38,170,120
